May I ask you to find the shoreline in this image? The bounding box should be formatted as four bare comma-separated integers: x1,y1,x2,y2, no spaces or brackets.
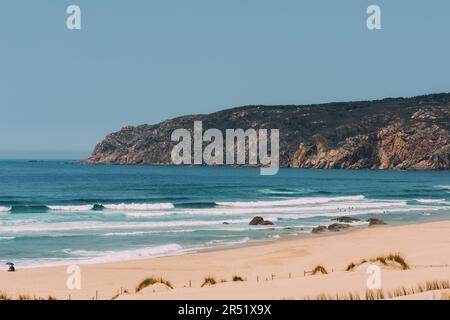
1,219,450,300
4,216,445,270
1,219,374,270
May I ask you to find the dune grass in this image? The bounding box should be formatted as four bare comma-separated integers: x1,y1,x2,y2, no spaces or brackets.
307,292,361,300
306,280,450,300
14,294,57,300
112,288,129,299
135,276,174,293
111,293,120,300
232,275,246,282
346,253,410,271
345,262,357,271
387,280,450,299
365,289,385,300
0,291,11,300
201,276,217,287
311,265,328,275
0,291,57,300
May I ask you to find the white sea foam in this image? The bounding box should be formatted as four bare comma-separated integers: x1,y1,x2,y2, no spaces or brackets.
266,206,442,220
47,203,175,212
59,244,185,264
0,236,15,240
206,237,250,246
110,200,409,218
48,205,94,212
0,218,251,233
415,199,450,205
103,203,174,211
123,211,175,217
178,200,408,216
259,189,296,195
103,229,197,237
434,185,450,190
217,195,365,208
13,240,254,268
103,231,150,237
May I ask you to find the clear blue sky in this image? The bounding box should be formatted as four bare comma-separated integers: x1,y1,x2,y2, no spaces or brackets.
1,0,450,159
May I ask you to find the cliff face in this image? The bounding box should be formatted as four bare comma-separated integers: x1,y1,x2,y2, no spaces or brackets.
85,93,450,170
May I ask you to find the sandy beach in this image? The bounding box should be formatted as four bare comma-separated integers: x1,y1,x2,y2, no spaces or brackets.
1,221,450,300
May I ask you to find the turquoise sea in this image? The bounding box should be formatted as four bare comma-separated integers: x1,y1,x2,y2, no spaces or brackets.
0,160,449,268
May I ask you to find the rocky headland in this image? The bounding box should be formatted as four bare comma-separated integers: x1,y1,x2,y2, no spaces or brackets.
84,93,450,170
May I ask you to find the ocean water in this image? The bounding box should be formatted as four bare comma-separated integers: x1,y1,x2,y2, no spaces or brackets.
0,160,449,268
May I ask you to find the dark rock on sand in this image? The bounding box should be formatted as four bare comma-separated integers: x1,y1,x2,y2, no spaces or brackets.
327,223,351,232
249,216,274,226
312,226,328,234
332,216,360,223
367,218,387,226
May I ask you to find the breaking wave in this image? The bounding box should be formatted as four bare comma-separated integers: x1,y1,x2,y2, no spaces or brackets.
48,205,96,212
0,206,11,212
216,195,365,207
0,236,15,240
414,199,450,205
0,218,252,233
102,203,174,211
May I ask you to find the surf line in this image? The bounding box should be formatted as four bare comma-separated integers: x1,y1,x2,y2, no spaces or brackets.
171,121,279,175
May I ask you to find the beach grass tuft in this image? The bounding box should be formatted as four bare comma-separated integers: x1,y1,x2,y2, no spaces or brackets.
365,289,385,300
424,280,450,291
232,275,246,282
15,294,57,300
201,276,217,287
306,279,450,300
346,253,409,271
311,265,328,275
0,291,11,300
135,276,174,293
111,293,120,300
111,288,129,300
311,291,361,300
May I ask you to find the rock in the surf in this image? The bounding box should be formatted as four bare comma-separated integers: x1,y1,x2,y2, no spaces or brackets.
249,216,274,226
312,225,328,234
327,223,351,232
332,216,360,223
367,218,387,226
